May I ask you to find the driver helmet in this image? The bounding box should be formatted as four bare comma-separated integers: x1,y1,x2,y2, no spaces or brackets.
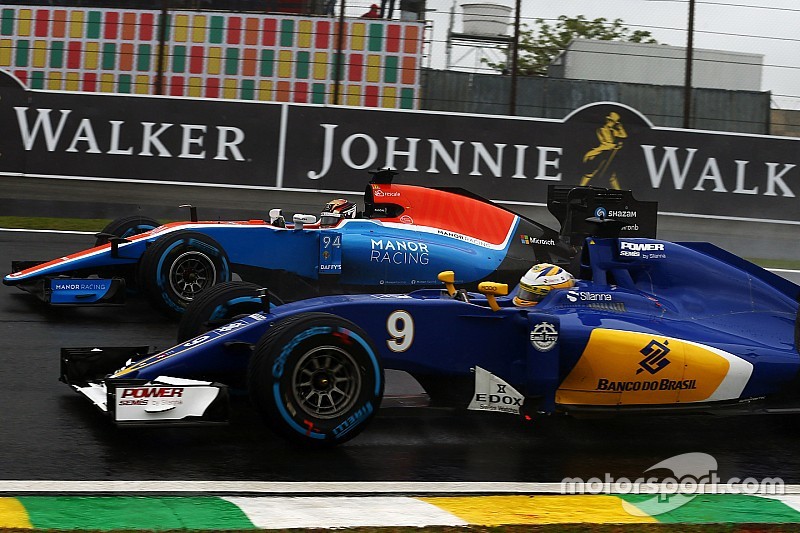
320,199,357,227
513,263,575,307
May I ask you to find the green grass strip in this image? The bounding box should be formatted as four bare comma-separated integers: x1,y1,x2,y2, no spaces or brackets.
18,496,255,531
620,494,800,523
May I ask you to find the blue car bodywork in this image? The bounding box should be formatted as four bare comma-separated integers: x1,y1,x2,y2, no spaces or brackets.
61,234,800,446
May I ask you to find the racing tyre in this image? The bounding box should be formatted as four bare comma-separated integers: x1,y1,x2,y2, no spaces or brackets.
138,231,232,318
95,215,160,246
248,312,384,447
177,281,284,343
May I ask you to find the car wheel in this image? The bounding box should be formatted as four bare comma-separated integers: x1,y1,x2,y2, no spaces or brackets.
177,281,284,342
95,215,160,246
248,312,384,447
138,231,232,318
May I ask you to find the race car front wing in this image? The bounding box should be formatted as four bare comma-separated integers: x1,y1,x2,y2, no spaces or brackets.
61,347,229,426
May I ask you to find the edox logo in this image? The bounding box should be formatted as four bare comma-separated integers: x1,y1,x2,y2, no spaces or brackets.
637,339,671,374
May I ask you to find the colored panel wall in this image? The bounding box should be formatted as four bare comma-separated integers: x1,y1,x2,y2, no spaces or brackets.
0,6,422,108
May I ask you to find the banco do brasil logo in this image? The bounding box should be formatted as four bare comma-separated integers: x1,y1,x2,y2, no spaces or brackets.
637,339,670,375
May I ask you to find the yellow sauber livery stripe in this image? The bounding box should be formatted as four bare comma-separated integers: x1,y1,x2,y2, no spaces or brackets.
556,329,752,406
420,495,658,524
0,497,32,529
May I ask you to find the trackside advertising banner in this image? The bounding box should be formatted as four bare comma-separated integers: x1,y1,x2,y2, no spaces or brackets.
1,68,798,222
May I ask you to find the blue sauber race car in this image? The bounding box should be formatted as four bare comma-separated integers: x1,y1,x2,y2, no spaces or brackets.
8,170,653,318
60,194,800,447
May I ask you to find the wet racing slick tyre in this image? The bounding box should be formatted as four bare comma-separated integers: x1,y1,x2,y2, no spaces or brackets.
138,231,232,318
248,312,384,447
94,215,160,246
177,281,284,343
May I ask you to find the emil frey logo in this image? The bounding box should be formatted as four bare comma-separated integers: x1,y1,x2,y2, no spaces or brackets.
637,339,671,375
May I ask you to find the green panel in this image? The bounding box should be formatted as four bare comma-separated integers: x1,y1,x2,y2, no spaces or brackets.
30,70,44,90
384,55,397,83
331,52,343,81
312,83,326,104
1,9,14,36
19,497,255,531
158,13,170,40
620,494,800,523
118,74,131,93
137,44,151,71
172,45,186,73
209,15,223,44
295,51,309,79
241,79,254,100
15,39,29,67
279,19,294,47
86,11,101,39
400,87,414,109
225,48,239,75
368,23,383,52
102,43,116,70
260,49,274,77
49,41,64,68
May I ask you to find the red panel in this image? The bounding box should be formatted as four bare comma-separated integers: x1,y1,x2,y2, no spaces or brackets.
83,73,97,92
227,17,241,45
386,24,400,53
170,76,184,96
293,82,308,103
315,21,330,48
370,184,517,246
348,53,363,82
364,85,379,107
139,13,154,41
67,41,81,69
190,45,204,74
104,11,119,40
262,19,276,46
14,71,27,85
34,10,48,37
206,78,220,98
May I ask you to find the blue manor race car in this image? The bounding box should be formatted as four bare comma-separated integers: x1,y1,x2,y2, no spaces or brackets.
60,212,800,447
5,170,656,318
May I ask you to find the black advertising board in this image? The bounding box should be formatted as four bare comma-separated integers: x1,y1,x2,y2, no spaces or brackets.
2,69,798,222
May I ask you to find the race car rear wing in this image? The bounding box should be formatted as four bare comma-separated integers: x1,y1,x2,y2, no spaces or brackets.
547,186,658,246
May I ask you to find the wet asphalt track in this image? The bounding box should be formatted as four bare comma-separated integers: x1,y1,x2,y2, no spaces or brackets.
2,230,800,484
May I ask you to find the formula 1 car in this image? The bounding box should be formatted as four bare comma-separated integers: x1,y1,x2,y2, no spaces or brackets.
4,169,656,318
60,200,800,447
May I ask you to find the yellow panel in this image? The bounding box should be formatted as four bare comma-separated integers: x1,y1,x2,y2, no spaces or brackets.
47,72,62,91
366,54,380,83
84,42,99,69
278,50,292,78
69,11,84,39
192,15,206,42
0,498,32,529
350,22,365,51
65,72,80,91
312,52,327,80
297,20,312,48
346,84,360,106
174,14,188,42
100,73,115,93
223,78,237,99
0,40,12,67
258,80,273,101
421,496,657,525
382,86,396,108
32,40,47,68
18,10,32,37
135,75,150,94
187,77,202,97
556,329,731,406
207,47,221,75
